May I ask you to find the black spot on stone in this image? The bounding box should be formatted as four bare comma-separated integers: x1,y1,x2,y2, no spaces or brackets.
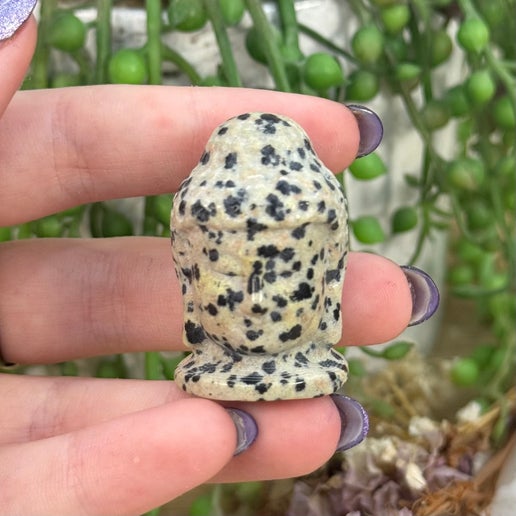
178,200,186,215
261,113,281,123
289,161,303,171
258,244,279,258
290,282,312,302
306,268,314,280
184,320,206,344
248,261,263,295
200,363,217,374
265,194,285,221
280,248,295,262
270,311,282,322
261,144,281,166
181,267,193,283
241,372,263,385
255,113,283,135
295,380,306,392
262,360,276,374
326,269,340,283
292,223,309,240
227,374,237,387
310,162,321,173
297,147,306,159
206,303,218,316
272,295,287,308
246,218,268,241
264,271,277,284
191,200,216,223
237,113,250,120
217,288,244,310
276,180,302,195
298,200,309,211
295,352,309,365
224,195,243,217
221,362,233,373
246,329,263,341
252,304,268,315
280,324,302,342
224,152,237,169
251,345,266,353
292,261,302,272
324,177,336,191
313,180,322,191
218,126,228,135
255,383,270,394
208,249,219,261
304,138,314,153
200,151,210,165
318,359,342,368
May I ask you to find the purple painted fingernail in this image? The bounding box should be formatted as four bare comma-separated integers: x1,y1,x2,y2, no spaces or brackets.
0,0,37,41
347,104,384,158
331,395,369,452
226,408,258,455
401,265,440,326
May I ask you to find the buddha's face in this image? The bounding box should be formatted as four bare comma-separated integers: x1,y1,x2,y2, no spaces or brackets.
185,223,344,356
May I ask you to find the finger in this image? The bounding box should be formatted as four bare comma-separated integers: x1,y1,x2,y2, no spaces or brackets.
0,397,236,516
0,238,412,364
213,396,341,482
0,374,341,483
0,13,36,116
0,86,359,225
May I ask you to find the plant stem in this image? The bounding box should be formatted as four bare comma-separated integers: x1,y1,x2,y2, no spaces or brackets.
277,0,300,56
145,0,162,85
244,0,291,91
95,0,112,83
71,48,93,84
31,0,57,88
160,43,202,84
203,0,242,87
145,352,163,380
298,23,357,63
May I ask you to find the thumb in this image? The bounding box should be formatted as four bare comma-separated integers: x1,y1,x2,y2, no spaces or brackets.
0,2,37,117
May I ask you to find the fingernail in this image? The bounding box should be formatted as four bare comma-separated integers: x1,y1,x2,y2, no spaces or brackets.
401,265,440,326
0,0,37,41
331,395,369,452
226,408,258,455
347,104,384,158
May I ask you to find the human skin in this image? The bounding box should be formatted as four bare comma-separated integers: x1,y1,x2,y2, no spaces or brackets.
0,16,412,516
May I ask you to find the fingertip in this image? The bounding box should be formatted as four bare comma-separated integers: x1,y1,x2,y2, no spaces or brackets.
216,396,341,482
342,253,413,345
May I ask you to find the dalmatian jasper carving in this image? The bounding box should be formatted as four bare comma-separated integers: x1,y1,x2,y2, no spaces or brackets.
171,112,349,401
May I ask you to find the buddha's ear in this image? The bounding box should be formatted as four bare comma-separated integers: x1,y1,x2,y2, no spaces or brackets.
171,229,200,327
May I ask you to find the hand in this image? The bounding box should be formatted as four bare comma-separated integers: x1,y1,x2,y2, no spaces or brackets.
0,11,437,516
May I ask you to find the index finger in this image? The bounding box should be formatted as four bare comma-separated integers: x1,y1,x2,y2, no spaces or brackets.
0,86,360,225
0,13,36,116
